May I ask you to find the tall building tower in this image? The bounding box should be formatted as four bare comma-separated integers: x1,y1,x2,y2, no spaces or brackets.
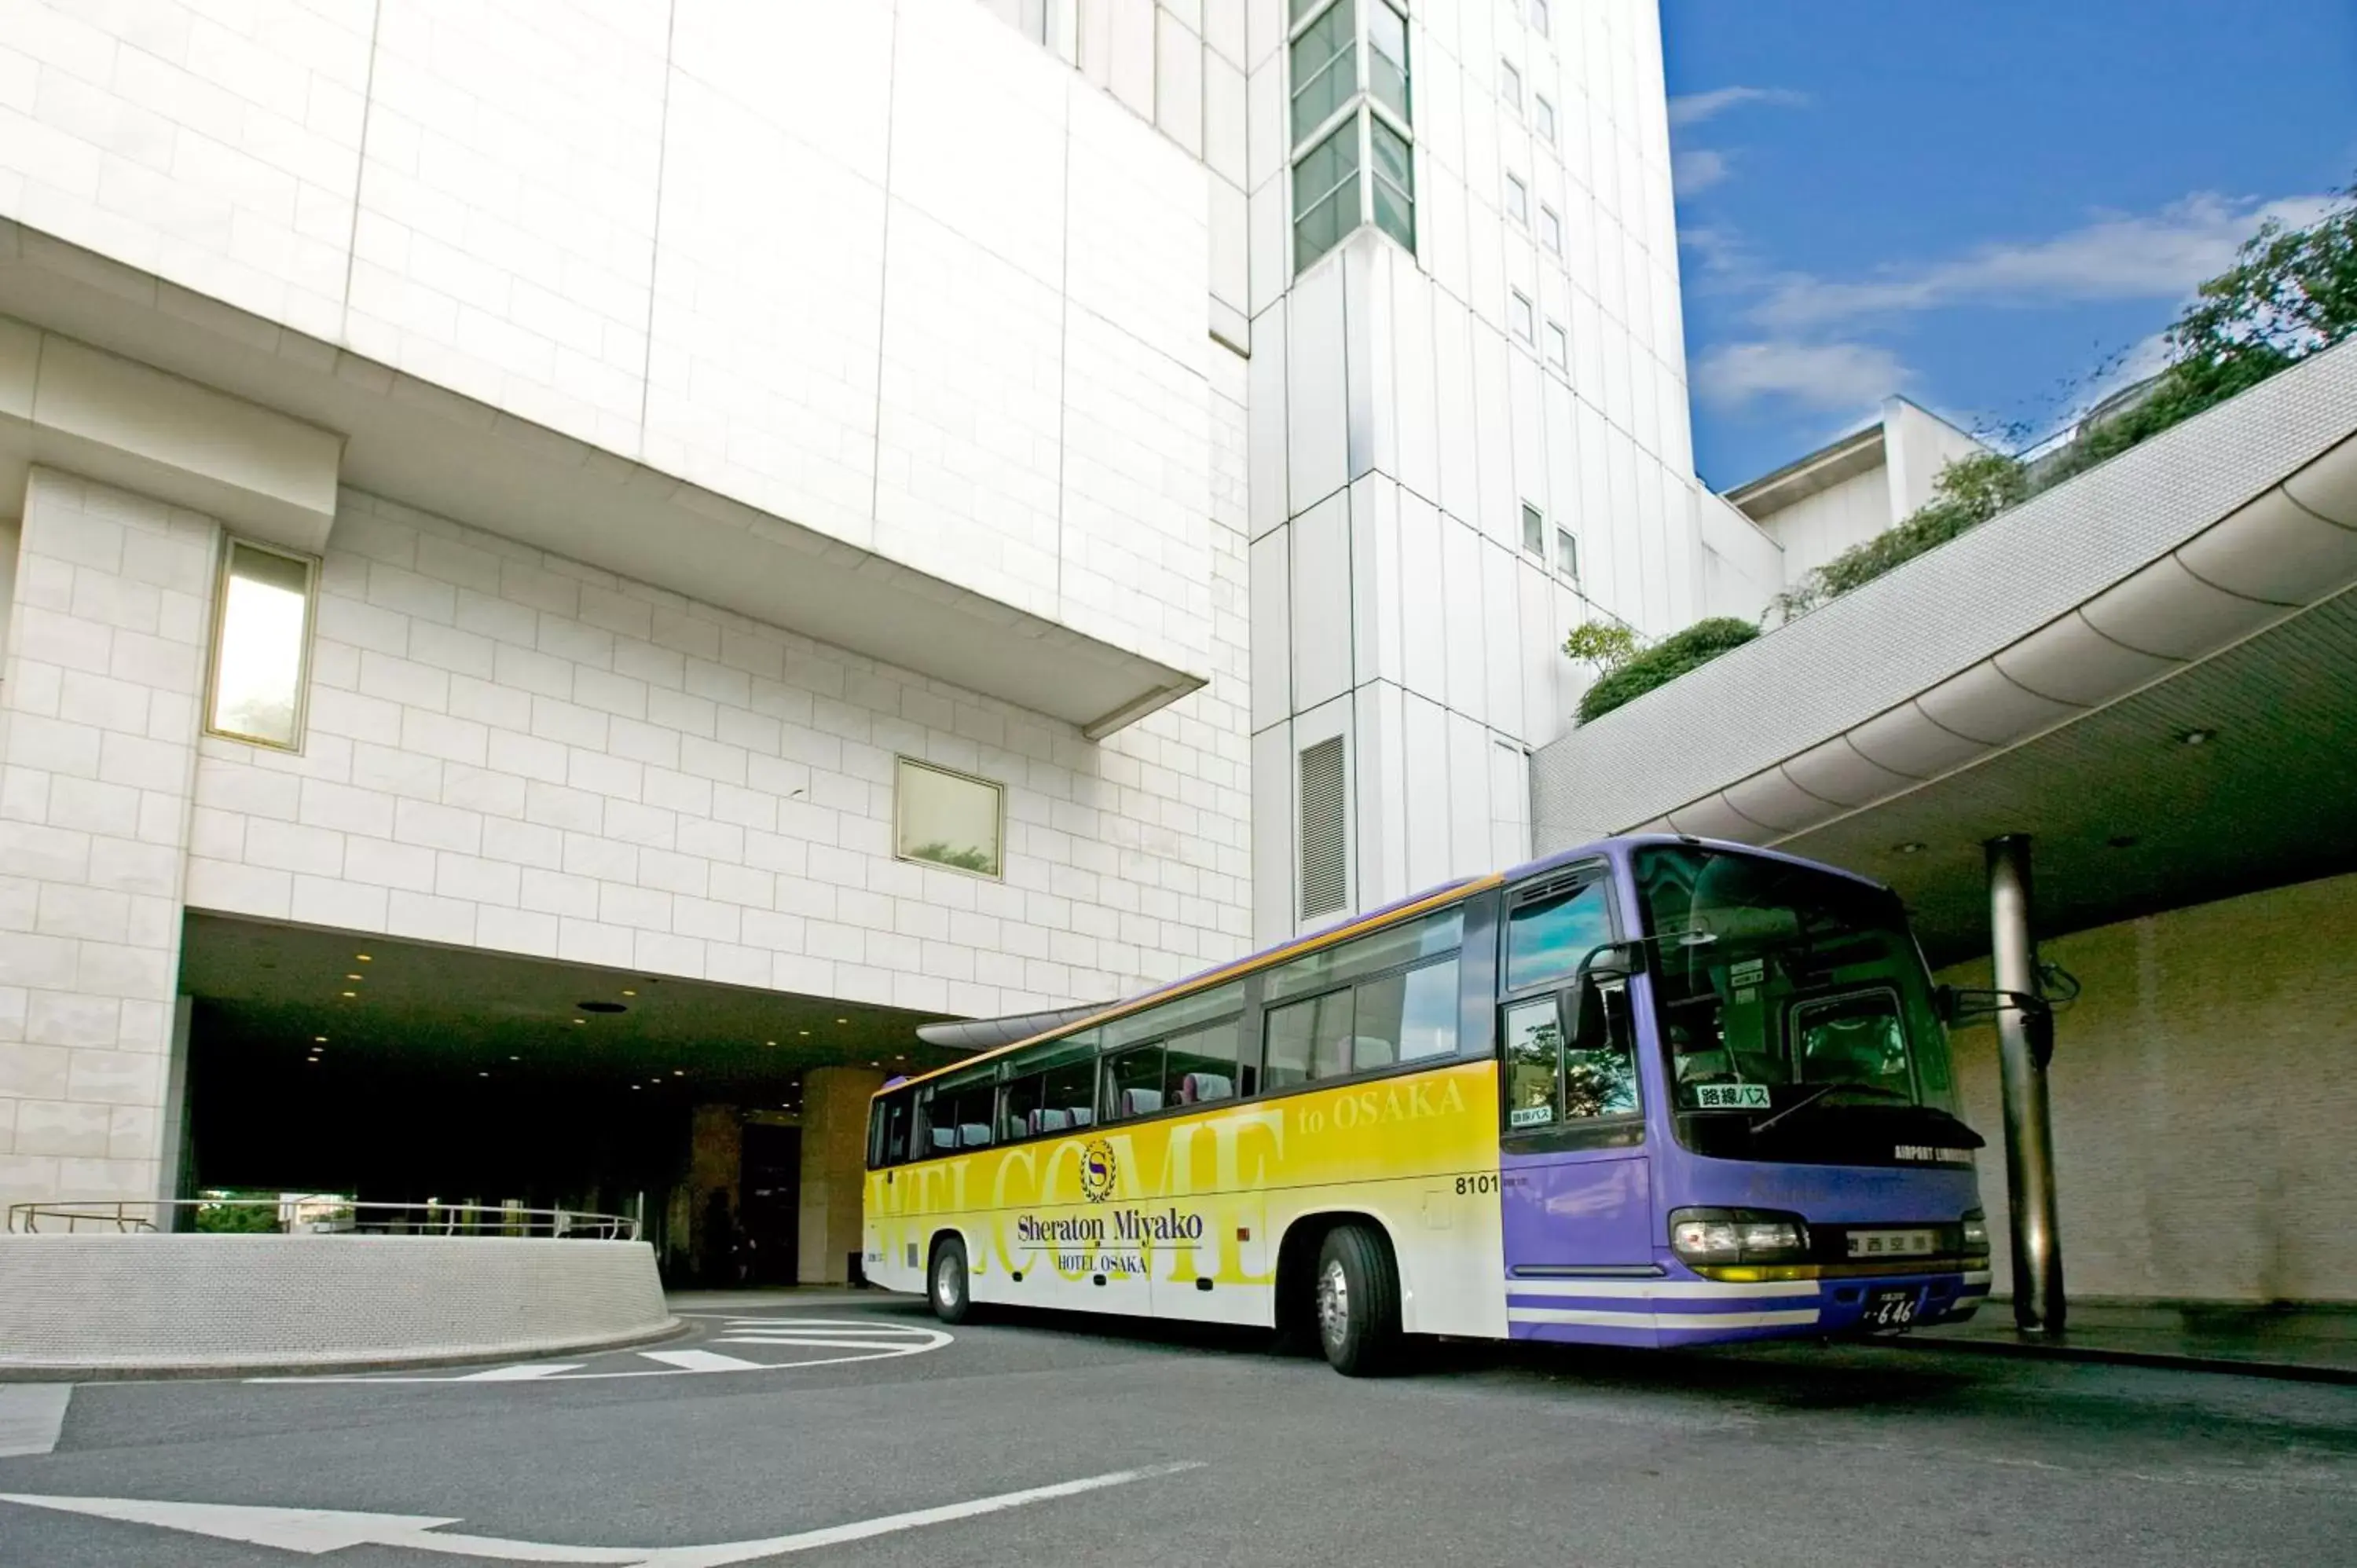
1242,0,1699,943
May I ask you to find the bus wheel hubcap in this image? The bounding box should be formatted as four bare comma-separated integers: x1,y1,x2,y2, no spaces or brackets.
935,1258,957,1306
1318,1259,1349,1346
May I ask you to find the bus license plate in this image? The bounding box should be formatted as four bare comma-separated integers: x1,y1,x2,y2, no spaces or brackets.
1864,1288,1920,1329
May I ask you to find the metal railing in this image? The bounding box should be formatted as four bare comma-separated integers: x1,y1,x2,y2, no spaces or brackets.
7,1197,641,1240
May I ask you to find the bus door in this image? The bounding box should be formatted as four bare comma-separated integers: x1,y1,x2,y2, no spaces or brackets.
1497,869,1654,1275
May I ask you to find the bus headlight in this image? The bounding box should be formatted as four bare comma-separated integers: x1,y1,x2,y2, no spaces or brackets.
1669,1207,1811,1265
1961,1211,1990,1258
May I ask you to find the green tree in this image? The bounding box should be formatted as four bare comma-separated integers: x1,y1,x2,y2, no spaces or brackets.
1767,450,2027,625
1575,617,1760,724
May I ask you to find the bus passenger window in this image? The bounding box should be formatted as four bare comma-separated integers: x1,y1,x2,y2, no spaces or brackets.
1353,958,1461,1067
1265,990,1351,1087
1505,877,1611,992
1166,1019,1251,1103
1501,998,1563,1129
1563,1015,1640,1119
1104,1045,1167,1120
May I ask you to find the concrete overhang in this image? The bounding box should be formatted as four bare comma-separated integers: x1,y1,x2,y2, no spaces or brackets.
0,222,1204,739
1534,341,2357,963
1725,420,1886,518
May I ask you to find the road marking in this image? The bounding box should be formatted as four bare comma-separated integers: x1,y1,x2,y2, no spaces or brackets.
0,1462,1204,1564
636,1350,765,1372
249,1318,952,1385
453,1363,588,1382
0,1387,72,1459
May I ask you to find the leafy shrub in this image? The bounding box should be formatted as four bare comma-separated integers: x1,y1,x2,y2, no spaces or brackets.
1768,451,2025,625
1575,617,1760,724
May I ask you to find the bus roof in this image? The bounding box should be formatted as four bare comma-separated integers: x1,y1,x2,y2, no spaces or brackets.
869,833,1890,1100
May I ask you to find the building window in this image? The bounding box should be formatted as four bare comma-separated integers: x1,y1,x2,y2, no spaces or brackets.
1290,0,1357,143
895,757,1005,878
1509,290,1534,343
1505,170,1527,225
1291,0,1417,274
1540,203,1561,253
1530,0,1551,38
1545,320,1568,370
1299,735,1349,919
1500,58,1521,115
1368,0,1409,121
1535,93,1556,145
1369,114,1415,249
1556,526,1579,581
1521,501,1545,558
206,538,317,750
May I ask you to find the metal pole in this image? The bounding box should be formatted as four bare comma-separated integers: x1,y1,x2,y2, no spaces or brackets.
1986,834,2064,1333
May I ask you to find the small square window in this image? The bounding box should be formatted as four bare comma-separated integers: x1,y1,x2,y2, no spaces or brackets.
896,757,1005,878
1521,503,1545,558
1556,527,1578,581
1505,171,1527,225
1535,94,1556,145
1530,0,1551,37
1509,290,1534,343
1545,321,1567,369
1540,203,1561,253
207,539,317,750
1500,58,1521,114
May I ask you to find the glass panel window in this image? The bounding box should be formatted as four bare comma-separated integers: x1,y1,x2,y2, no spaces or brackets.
1502,997,1563,1129
1367,0,1409,121
1266,907,1464,1002
1556,526,1578,579
1292,119,1361,270
1103,1045,1168,1122
1356,958,1462,1064
1505,874,1612,991
1566,1010,1641,1119
1265,988,1353,1088
1530,0,1551,38
1289,0,1356,144
1535,94,1556,144
1500,58,1521,114
1521,502,1545,556
922,1069,999,1152
1001,1037,1099,1140
1509,290,1534,343
896,758,1003,878
1545,321,1568,370
1369,114,1414,250
1540,204,1562,252
207,539,315,749
1505,171,1527,225
1168,1017,1253,1103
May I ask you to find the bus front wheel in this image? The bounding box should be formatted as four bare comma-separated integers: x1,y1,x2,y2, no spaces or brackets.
1314,1225,1401,1376
929,1236,973,1324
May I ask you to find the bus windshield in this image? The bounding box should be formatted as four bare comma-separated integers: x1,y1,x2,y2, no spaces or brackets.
1632,844,1957,1123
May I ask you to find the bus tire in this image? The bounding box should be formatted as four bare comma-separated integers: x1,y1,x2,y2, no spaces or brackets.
1314,1224,1401,1376
929,1236,973,1325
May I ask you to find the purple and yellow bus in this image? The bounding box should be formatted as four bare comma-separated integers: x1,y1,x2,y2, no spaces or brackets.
864,835,1991,1375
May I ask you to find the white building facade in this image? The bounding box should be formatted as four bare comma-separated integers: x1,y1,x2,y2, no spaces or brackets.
0,0,1700,1257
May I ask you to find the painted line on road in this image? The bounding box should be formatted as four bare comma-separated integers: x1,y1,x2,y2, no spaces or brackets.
247,1319,953,1385
0,1387,71,1459
0,1461,1205,1564
454,1363,588,1382
636,1350,766,1372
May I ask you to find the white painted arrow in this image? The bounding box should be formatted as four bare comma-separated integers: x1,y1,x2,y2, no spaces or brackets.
0,1461,1202,1565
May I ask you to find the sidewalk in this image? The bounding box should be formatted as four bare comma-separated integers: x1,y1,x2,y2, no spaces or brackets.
1899,1300,2357,1383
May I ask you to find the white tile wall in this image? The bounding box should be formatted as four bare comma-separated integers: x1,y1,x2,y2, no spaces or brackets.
0,469,215,1207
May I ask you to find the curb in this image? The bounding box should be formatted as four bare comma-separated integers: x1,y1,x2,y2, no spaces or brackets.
0,1317,693,1383
1881,1332,2357,1387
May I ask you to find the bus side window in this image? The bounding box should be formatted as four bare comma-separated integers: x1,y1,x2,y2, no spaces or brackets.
1504,874,1611,993
882,1095,910,1165
1104,1044,1167,1120
1501,997,1563,1129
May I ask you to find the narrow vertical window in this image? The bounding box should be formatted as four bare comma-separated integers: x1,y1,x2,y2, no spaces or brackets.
1292,119,1362,269
1299,736,1349,919
1535,94,1556,145
1546,321,1568,370
1290,0,1417,275
1521,502,1545,559
1505,171,1528,225
895,757,1006,878
1289,0,1358,142
1530,0,1551,38
1556,527,1579,581
1509,290,1534,343
1369,115,1415,250
1500,59,1522,115
1367,0,1409,121
1541,204,1562,253
206,539,316,750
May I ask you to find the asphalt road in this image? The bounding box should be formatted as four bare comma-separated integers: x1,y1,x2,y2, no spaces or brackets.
2,1298,2352,1566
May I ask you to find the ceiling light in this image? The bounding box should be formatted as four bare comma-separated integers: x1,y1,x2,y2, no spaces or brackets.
315,1036,328,1044
673,1069,684,1076
355,954,372,963
346,973,363,981
765,1040,776,1047
572,1018,585,1026
341,991,356,998
797,1029,810,1037
2177,727,2216,747
631,1084,641,1090
509,1055,520,1061
836,1017,849,1024
306,1058,319,1065
478,1071,489,1078
621,989,636,997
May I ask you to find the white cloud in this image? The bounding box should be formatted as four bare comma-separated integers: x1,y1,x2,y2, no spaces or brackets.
1754,192,2337,332
1693,340,1908,413
1666,86,1809,129
1673,148,1731,196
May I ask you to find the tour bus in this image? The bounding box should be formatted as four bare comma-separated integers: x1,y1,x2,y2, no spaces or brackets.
863,835,1992,1375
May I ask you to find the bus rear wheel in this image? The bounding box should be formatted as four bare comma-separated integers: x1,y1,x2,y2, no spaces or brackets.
929,1236,973,1324
1314,1225,1401,1376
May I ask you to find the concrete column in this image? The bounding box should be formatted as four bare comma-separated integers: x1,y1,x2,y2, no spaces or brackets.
0,469,217,1215
687,1104,742,1286
798,1066,886,1285
1987,834,2065,1332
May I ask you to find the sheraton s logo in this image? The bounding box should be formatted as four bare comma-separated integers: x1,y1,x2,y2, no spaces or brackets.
1078,1138,1119,1203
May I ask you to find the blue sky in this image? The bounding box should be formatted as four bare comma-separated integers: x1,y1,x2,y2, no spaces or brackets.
1660,0,2357,489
